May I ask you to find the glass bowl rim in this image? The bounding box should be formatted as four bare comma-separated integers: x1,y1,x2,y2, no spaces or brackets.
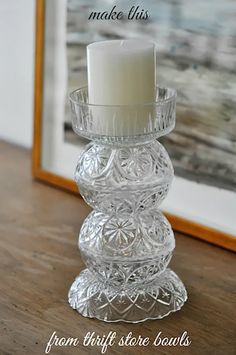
69,86,177,108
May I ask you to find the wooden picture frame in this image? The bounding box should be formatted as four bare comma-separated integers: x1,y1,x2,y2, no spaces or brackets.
32,0,236,252
32,0,77,194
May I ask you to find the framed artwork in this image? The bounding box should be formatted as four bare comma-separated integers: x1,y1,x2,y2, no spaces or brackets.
33,0,236,251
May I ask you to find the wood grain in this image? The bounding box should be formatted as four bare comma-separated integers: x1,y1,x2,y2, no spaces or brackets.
0,141,235,355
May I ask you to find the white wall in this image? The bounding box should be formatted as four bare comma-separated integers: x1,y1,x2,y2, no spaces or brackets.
0,0,35,148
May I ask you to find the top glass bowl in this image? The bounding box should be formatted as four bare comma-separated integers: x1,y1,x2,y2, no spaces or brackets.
69,86,176,145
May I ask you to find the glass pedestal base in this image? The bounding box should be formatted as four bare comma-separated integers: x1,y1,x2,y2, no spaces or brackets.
68,268,187,323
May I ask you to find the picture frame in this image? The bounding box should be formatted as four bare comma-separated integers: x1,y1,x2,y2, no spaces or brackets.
32,0,236,252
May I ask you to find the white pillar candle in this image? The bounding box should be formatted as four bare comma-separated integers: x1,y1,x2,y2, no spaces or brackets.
87,39,156,136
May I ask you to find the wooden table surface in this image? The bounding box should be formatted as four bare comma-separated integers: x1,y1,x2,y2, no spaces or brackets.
0,141,235,355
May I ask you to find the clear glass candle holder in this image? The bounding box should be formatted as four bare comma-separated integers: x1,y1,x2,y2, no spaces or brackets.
68,87,187,323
